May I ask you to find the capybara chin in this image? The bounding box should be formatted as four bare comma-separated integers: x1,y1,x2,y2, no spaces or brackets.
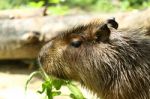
38,18,150,99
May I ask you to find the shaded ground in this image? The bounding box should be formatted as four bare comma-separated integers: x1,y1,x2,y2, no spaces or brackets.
0,60,97,99
0,61,44,99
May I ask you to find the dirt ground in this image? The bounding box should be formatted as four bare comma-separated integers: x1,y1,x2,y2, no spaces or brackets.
0,61,45,99
0,60,97,99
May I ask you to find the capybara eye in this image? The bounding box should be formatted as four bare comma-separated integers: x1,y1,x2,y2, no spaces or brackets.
71,39,82,48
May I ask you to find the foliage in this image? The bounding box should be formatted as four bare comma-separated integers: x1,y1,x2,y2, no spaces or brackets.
1,0,150,13
91,0,117,12
28,1,44,8
25,67,85,99
0,0,11,9
0,0,29,9
65,0,95,9
120,0,150,11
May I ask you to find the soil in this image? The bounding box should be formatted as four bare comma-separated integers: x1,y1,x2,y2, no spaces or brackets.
0,60,44,99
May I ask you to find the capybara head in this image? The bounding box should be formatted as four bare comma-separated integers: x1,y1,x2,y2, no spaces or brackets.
38,18,150,99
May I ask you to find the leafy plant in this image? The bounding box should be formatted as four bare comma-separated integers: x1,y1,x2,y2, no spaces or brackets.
25,66,85,99
27,1,44,8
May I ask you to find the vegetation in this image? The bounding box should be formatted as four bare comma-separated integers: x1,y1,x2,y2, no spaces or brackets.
25,65,85,99
0,0,150,14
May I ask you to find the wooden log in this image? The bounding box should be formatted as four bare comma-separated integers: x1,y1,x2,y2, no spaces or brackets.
0,15,92,59
0,8,150,59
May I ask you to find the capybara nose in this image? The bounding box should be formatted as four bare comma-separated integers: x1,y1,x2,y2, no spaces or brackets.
38,41,52,67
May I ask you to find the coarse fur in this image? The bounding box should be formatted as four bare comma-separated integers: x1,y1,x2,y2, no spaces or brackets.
38,18,150,99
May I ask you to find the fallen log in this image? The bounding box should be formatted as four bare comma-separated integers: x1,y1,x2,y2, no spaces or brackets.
0,15,92,59
0,8,150,59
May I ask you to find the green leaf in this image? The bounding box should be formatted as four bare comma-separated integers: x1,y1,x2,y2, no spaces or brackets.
52,79,65,90
43,80,53,99
45,81,52,90
52,91,61,96
37,80,53,95
25,71,41,92
67,83,85,99
37,83,47,94
70,93,77,99
46,87,53,99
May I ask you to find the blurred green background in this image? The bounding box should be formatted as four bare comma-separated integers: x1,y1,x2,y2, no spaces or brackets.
0,0,150,14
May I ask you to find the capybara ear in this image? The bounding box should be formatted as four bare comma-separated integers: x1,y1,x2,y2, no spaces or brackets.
95,23,111,42
107,17,118,29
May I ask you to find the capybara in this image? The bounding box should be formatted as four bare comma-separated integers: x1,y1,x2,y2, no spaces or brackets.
38,18,150,99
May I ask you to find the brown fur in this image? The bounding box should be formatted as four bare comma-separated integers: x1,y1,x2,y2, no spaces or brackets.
38,19,150,99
